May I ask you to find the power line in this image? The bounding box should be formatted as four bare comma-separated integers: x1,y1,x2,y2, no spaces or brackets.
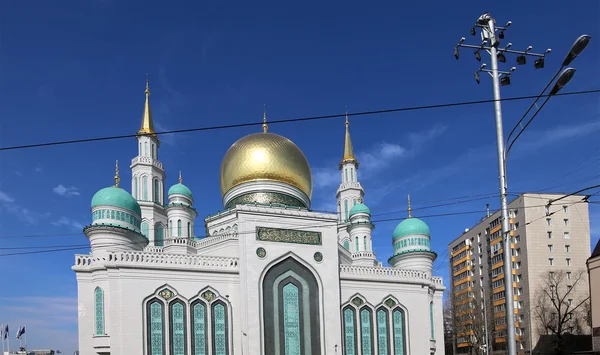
1,89,598,152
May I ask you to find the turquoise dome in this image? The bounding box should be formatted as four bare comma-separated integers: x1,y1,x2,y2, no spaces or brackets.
392,217,430,240
168,183,193,199
91,187,141,216
349,203,371,217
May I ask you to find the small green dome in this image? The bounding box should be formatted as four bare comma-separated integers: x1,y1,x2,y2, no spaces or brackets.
91,187,141,216
168,183,193,200
392,217,430,240
349,203,371,217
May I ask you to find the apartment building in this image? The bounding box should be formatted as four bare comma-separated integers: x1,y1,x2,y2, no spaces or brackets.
587,239,600,351
448,193,591,354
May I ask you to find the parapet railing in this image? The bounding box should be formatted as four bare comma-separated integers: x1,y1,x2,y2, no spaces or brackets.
340,265,443,286
74,252,239,272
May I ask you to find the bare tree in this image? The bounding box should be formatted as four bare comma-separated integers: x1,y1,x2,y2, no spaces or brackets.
533,269,591,354
443,289,455,355
452,290,493,355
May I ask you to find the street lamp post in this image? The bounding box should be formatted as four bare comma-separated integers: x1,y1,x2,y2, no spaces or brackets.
454,13,591,355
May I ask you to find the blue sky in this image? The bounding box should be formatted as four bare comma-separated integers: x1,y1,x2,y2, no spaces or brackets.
0,0,598,352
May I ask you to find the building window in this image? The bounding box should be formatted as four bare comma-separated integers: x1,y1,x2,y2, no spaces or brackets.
191,300,208,355
363,236,367,251
177,220,182,237
565,245,570,252
95,287,105,336
564,232,570,239
188,222,191,238
392,309,406,355
141,222,149,239
564,219,569,226
170,301,186,355
154,179,160,203
548,231,552,239
567,272,572,280
281,283,300,352
344,240,350,251
545,205,550,215
430,302,435,340
147,299,165,355
155,224,164,247
568,299,573,306
142,176,148,201
133,176,138,199
548,245,553,252
144,142,148,156
343,307,357,355
345,169,348,183
212,302,229,355
151,143,155,159
355,237,359,252
563,205,569,213
344,200,349,221
376,308,390,353
360,308,374,355
549,258,554,266
350,168,354,182
546,218,552,226
566,258,571,266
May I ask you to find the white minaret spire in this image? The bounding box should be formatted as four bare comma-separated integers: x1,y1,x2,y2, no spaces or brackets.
130,78,168,246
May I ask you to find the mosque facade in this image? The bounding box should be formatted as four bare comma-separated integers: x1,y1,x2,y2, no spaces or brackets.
73,82,446,355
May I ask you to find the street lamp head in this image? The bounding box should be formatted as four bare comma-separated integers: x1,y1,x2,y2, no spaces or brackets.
549,67,576,96
498,52,507,63
454,46,459,60
499,30,505,39
475,50,482,61
562,34,591,66
516,55,527,65
534,58,545,69
460,37,466,43
505,21,512,27
526,45,533,52
474,71,481,84
505,42,513,49
480,63,487,70
500,75,511,86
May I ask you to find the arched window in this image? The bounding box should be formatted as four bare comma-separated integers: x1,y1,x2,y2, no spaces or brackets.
376,308,390,355
142,176,148,201
147,299,165,355
355,237,359,252
154,224,164,247
94,287,104,336
345,168,348,182
282,283,300,351
363,236,367,251
344,200,349,221
344,240,350,251
151,144,155,159
144,141,148,156
141,222,149,238
430,302,435,340
154,179,160,203
392,308,406,355
350,168,354,182
343,306,357,355
187,222,191,238
360,307,374,354
353,198,357,206
133,176,138,199
191,300,208,355
139,142,142,155
177,220,182,237
212,301,229,355
169,301,187,355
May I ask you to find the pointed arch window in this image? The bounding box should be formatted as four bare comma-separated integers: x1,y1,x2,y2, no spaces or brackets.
187,222,191,238
363,236,367,251
142,176,148,201
94,287,105,336
170,301,187,355
147,299,165,355
133,176,138,199
191,300,208,355
355,237,359,252
344,240,350,251
345,168,349,183
144,142,149,156
177,220,182,237
141,222,149,239
139,142,142,156
155,224,164,247
392,309,406,355
154,179,160,203
350,168,354,182
430,302,435,340
343,306,357,355
376,308,390,355
212,301,229,355
344,200,349,221
151,144,156,159
360,307,374,355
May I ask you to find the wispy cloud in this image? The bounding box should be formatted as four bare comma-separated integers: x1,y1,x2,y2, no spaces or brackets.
516,120,600,154
34,166,43,173
53,184,80,197
154,121,178,146
51,216,84,231
0,190,50,224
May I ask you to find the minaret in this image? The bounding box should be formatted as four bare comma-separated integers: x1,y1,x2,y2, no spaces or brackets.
130,78,168,246
346,198,377,266
336,110,365,248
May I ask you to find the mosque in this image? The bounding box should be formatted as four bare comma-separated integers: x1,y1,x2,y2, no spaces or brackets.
73,82,446,355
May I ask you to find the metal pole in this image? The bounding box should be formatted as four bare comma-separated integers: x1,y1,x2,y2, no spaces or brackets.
486,17,518,355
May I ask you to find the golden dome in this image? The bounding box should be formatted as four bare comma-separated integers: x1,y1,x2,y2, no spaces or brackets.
220,132,313,199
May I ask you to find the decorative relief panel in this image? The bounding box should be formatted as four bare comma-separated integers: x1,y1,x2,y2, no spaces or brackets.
256,226,322,245
159,289,174,300
352,297,364,307
226,192,306,209
201,290,216,303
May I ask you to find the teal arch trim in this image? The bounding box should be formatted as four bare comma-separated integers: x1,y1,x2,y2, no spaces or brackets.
430,302,435,340
170,301,187,355
282,283,301,354
133,176,138,199
143,176,149,201
141,222,150,239
360,307,374,355
154,179,160,203
155,224,164,247
376,308,390,355
392,309,406,355
343,240,350,251
343,306,357,355
92,208,141,228
147,299,165,355
177,220,182,237
212,301,228,355
192,301,208,355
94,287,104,336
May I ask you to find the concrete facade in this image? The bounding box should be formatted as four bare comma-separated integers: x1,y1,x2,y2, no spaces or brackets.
587,240,600,351
447,193,591,354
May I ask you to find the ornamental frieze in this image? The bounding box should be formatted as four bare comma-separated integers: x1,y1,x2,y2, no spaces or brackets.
256,226,322,245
